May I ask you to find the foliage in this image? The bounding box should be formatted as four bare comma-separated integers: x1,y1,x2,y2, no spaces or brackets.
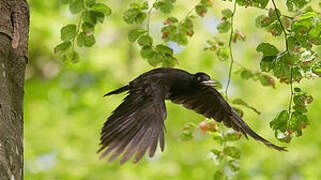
25,0,321,179
54,0,112,63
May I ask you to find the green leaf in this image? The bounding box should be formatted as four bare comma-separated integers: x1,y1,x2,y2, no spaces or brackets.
69,0,84,14
255,15,273,28
236,0,252,7
217,21,231,33
222,9,233,18
312,61,321,76
180,18,194,36
54,41,72,54
227,160,240,172
156,44,173,55
163,17,178,25
148,53,163,67
123,9,147,24
224,146,241,159
82,10,105,24
280,53,299,65
180,130,193,141
232,98,261,114
128,29,147,42
140,46,155,59
256,43,279,57
61,24,77,41
85,0,96,7
273,57,291,81
212,133,224,145
207,149,222,163
82,22,95,33
129,1,148,10
240,69,253,80
259,74,276,88
153,0,176,14
270,110,288,132
77,32,95,47
268,22,283,36
256,0,269,8
91,3,112,16
300,50,317,71
293,104,307,113
64,50,80,63
137,35,153,46
162,55,177,67
268,8,281,21
216,48,229,61
308,20,321,45
286,0,311,11
260,56,276,72
224,131,242,141
195,4,207,17
289,111,308,136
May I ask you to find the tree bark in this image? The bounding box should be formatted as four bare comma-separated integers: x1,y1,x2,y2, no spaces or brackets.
0,0,29,179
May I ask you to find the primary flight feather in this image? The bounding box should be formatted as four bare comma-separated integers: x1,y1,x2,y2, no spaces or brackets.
98,68,286,164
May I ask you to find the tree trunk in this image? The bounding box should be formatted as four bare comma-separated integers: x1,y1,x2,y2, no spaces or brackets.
0,0,29,179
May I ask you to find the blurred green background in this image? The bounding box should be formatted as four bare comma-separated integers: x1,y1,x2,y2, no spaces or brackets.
24,0,321,179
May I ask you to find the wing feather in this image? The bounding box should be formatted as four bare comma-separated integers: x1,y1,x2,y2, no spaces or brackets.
169,86,286,151
98,83,167,164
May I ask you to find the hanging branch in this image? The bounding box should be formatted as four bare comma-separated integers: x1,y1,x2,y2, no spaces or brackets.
225,0,237,100
271,0,293,120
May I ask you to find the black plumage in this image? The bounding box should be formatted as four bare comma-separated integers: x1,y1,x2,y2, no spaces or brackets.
98,68,286,164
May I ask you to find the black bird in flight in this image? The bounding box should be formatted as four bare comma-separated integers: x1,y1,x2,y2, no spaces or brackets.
98,68,286,164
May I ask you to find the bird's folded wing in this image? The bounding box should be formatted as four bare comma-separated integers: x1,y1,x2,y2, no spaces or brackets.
98,83,167,164
169,86,286,151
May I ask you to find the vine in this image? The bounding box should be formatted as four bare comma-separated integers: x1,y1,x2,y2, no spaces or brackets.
225,0,237,100
270,0,294,127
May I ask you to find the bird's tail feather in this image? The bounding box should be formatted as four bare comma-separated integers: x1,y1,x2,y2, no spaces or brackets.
104,85,130,97
230,111,287,151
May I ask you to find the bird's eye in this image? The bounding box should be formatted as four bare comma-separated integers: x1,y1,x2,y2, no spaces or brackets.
197,76,202,81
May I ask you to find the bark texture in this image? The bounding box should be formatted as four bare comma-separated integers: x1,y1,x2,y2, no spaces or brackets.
0,0,29,179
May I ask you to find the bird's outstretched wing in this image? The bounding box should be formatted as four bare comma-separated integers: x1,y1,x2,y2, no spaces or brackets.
169,86,286,151
98,83,167,164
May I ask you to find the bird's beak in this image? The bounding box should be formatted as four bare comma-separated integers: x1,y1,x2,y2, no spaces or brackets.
201,80,219,87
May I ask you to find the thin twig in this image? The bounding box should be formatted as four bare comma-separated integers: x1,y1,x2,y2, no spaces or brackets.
262,8,294,19
178,0,201,26
72,15,83,50
271,0,289,52
146,0,158,33
225,0,237,100
271,0,293,119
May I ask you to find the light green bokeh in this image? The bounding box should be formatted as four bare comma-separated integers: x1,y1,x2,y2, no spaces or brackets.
25,0,321,179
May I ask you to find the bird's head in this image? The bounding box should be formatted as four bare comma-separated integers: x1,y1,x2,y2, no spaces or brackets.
193,72,218,87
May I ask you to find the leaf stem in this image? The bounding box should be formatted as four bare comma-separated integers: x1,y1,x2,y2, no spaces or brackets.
225,0,237,100
271,0,293,120
72,14,83,50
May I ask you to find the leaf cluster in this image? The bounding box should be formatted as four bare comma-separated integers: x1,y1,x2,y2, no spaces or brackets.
55,0,111,63
270,87,312,143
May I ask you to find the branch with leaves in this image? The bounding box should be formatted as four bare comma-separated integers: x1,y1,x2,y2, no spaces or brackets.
54,0,112,63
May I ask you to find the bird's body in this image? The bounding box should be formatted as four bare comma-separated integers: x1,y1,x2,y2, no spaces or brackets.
99,68,285,164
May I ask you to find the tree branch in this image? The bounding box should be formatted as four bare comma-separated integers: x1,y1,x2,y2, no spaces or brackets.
225,0,237,100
